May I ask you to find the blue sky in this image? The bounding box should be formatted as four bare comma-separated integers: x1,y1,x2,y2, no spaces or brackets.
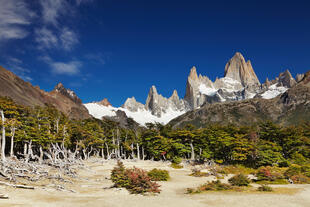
0,0,310,106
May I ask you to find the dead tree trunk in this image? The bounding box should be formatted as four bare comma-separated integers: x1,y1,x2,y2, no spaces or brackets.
190,141,195,160
116,128,121,158
136,143,140,160
39,145,43,164
142,146,145,160
101,144,105,159
24,142,28,162
0,110,6,162
10,127,15,157
105,143,110,159
131,143,134,159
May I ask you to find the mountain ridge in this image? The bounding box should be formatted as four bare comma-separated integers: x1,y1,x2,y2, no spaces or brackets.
85,52,303,126
0,66,90,119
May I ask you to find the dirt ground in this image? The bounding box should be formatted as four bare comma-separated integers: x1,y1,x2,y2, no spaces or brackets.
0,159,309,207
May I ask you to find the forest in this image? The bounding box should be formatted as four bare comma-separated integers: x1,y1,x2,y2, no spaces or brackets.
0,96,309,168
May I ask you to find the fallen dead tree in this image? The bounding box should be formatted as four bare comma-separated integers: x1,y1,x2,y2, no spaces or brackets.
0,181,34,189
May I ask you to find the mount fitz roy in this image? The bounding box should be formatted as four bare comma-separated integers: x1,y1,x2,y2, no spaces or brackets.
85,52,301,126
0,52,304,126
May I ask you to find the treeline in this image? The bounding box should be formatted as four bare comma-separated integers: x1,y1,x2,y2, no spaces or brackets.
0,96,309,167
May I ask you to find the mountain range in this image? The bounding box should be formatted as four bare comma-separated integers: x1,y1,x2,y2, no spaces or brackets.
84,52,305,126
0,52,308,127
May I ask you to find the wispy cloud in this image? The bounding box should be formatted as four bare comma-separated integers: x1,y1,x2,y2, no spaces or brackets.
85,52,107,65
4,57,32,81
40,55,81,75
35,27,58,49
0,0,34,41
35,27,78,51
39,0,69,27
60,27,79,51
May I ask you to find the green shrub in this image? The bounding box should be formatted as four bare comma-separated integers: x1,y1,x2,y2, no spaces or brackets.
170,163,183,169
301,164,310,177
219,165,256,175
291,152,307,165
186,188,195,194
111,161,129,188
172,157,182,164
148,168,170,181
228,174,250,186
257,185,273,192
200,180,232,191
284,164,302,177
190,168,209,177
110,161,161,194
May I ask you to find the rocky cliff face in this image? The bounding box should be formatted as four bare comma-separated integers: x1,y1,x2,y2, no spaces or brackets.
122,97,145,112
224,52,260,87
145,86,188,117
0,66,90,119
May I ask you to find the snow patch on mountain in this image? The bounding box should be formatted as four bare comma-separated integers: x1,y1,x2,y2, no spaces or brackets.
199,84,217,96
85,103,116,117
261,84,288,99
84,103,185,126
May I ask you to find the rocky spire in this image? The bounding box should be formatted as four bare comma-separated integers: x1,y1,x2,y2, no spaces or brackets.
188,66,199,81
171,89,179,98
52,83,81,104
224,52,260,86
122,97,144,112
278,69,296,88
98,98,112,107
145,85,162,116
264,77,271,87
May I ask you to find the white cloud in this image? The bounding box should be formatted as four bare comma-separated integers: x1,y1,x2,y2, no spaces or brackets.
40,55,81,75
0,0,34,41
35,27,58,49
60,27,79,51
39,0,69,26
85,53,106,65
51,61,81,75
35,27,78,51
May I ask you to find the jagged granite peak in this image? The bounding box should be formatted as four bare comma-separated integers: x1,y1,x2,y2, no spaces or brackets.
97,98,112,107
122,97,145,112
188,66,199,81
169,90,179,100
52,83,82,104
184,67,213,109
296,73,305,83
145,85,188,117
265,77,271,86
277,69,296,88
224,52,260,86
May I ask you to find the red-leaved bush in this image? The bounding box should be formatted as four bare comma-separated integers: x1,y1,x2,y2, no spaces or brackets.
125,167,161,194
111,161,161,194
